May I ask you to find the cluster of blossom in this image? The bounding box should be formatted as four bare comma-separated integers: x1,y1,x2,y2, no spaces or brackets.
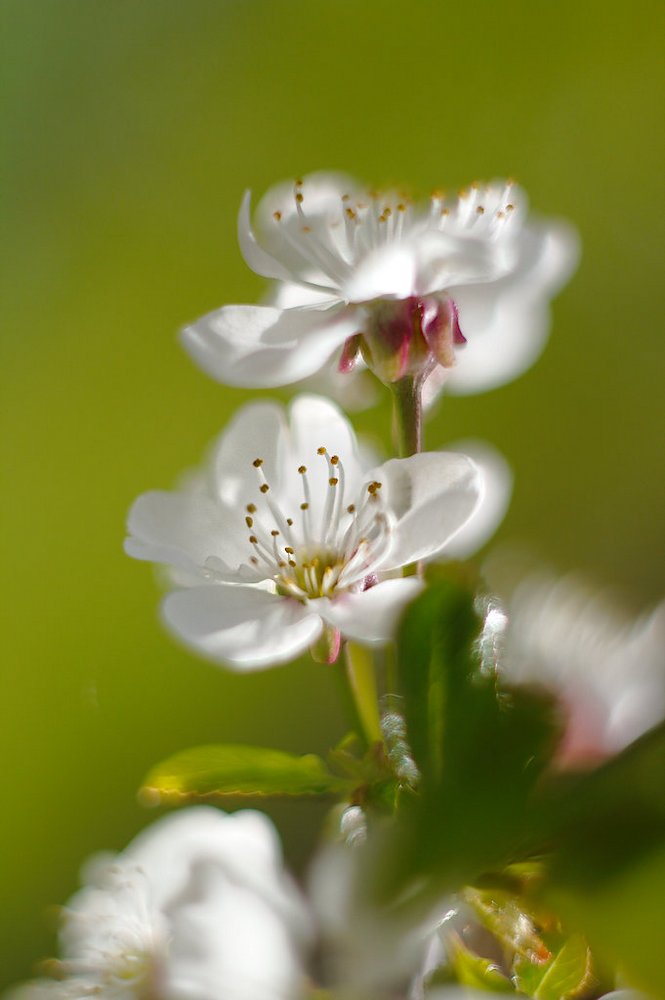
10,173,660,999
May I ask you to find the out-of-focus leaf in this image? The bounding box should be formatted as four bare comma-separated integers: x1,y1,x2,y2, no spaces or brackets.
546,844,665,998
513,934,590,1000
390,579,561,889
449,934,514,992
540,721,665,888
141,744,351,802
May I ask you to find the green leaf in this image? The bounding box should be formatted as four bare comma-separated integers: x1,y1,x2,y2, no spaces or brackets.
141,744,351,802
391,579,561,888
514,934,590,1000
449,934,514,992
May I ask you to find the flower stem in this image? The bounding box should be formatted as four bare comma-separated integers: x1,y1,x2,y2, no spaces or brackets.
344,641,383,746
391,375,423,457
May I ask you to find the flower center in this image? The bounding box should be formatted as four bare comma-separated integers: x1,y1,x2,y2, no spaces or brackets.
240,448,390,601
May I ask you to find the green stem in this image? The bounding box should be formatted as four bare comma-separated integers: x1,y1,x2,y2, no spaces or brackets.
344,641,383,746
391,374,423,457
391,375,426,578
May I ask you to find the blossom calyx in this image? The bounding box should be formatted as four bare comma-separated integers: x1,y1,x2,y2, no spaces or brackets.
357,295,465,385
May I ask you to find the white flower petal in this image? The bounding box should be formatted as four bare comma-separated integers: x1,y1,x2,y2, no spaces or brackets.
342,242,419,301
247,173,361,287
162,585,322,670
166,858,307,1000
441,440,512,558
311,578,423,643
125,488,246,579
181,303,357,387
212,400,289,505
376,452,483,570
237,189,298,282
266,280,341,309
446,219,579,394
281,395,365,514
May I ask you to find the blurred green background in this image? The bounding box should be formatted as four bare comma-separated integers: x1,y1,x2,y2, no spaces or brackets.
2,0,664,986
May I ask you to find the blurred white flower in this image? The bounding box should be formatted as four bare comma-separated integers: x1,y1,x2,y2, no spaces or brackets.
309,843,446,1000
126,395,483,669
502,570,665,765
5,808,309,1000
181,172,578,391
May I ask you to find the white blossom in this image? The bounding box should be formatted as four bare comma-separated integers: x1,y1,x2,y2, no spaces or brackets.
126,395,483,669
5,808,309,1000
181,172,577,392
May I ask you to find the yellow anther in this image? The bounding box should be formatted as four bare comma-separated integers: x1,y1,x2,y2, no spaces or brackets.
317,446,326,455
288,559,297,567
260,483,270,494
270,529,279,537
300,502,309,510
330,455,339,465
273,210,282,221
298,465,307,474
246,503,257,513
476,205,485,215
249,535,258,544
329,477,339,486
245,516,253,528
286,518,294,526
284,546,295,554
295,192,304,204
347,504,356,513
253,458,264,468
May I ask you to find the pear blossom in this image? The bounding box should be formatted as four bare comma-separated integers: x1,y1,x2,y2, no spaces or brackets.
125,395,483,669
5,808,309,1000
181,172,578,391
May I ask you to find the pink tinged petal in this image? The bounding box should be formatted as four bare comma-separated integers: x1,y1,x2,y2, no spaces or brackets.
451,299,466,344
310,578,423,644
441,440,513,558
338,334,362,373
375,452,483,571
181,303,358,388
162,585,322,671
